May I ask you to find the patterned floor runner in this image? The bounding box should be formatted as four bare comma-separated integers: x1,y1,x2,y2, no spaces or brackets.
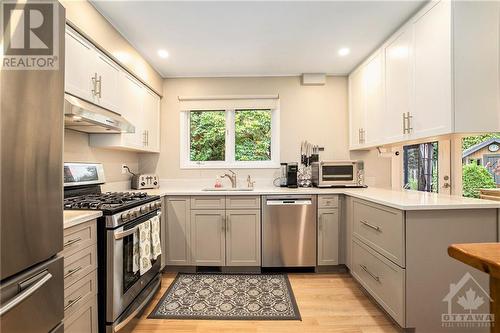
148,273,301,320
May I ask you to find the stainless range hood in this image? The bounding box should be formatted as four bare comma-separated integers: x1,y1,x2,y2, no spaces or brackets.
64,94,135,133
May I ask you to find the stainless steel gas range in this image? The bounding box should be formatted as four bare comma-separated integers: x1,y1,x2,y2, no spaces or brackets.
63,162,161,333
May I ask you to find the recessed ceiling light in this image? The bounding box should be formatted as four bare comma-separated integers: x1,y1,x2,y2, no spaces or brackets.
338,48,350,57
158,49,169,59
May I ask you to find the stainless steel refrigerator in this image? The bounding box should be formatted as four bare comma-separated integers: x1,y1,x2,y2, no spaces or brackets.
1,2,65,332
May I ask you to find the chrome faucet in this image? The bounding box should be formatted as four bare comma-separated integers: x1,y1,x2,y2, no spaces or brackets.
221,169,237,188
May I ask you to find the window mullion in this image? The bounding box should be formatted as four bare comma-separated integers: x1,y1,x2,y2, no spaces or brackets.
226,109,235,164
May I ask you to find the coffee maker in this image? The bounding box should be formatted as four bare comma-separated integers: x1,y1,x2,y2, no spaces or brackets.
286,163,298,188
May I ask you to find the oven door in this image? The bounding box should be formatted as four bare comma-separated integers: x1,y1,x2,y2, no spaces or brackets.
106,210,161,323
320,163,357,185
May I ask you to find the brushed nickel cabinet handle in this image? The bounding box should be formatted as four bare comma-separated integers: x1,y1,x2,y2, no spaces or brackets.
97,75,102,98
360,220,381,232
63,237,81,248
64,266,83,279
360,264,380,282
91,73,98,96
64,295,83,311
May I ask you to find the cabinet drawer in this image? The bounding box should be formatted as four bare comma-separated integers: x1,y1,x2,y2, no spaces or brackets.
64,296,98,333
191,196,226,210
318,195,339,208
352,199,405,267
64,245,97,289
64,270,97,318
62,220,97,258
351,238,405,326
226,196,260,209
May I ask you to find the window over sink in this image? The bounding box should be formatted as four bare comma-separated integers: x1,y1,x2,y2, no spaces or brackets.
181,108,279,169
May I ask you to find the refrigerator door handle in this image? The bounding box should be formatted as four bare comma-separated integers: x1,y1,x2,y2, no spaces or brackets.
0,271,52,316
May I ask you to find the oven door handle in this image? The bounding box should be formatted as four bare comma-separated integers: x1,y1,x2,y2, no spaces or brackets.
114,211,161,240
114,227,138,240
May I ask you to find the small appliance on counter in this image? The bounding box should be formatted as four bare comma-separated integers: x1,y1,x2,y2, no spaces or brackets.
279,163,288,187
287,162,299,188
132,173,159,190
312,160,366,188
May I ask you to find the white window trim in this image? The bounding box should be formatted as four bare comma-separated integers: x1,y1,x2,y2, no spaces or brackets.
180,108,280,169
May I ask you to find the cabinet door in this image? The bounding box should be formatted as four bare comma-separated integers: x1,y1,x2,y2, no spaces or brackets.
143,89,161,152
226,210,261,267
190,210,225,266
120,73,144,148
160,197,167,269
384,27,413,143
65,29,94,101
94,52,120,112
363,51,384,146
413,0,452,139
166,197,191,266
317,208,339,266
348,67,366,148
64,297,98,333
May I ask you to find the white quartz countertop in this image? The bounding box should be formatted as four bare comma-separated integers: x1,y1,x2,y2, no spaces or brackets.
63,210,102,229
130,184,500,211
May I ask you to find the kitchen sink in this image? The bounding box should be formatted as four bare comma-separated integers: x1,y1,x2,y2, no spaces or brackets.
202,187,254,191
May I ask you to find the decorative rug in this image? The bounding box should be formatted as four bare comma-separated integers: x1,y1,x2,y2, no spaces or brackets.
148,273,301,320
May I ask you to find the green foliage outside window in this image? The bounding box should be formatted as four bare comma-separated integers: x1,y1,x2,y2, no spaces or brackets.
189,110,272,162
462,163,496,198
462,133,500,151
235,110,271,161
190,111,226,161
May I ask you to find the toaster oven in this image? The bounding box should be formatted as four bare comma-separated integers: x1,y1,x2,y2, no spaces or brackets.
311,161,365,188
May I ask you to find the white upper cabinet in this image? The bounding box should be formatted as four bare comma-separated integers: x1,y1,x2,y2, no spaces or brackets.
65,27,120,113
384,28,413,143
349,0,500,150
65,25,161,153
412,0,452,139
65,29,94,102
143,89,161,152
363,51,384,146
348,67,365,148
93,52,121,112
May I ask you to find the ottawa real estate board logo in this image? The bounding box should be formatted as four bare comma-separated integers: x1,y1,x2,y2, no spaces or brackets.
2,0,59,70
442,272,494,329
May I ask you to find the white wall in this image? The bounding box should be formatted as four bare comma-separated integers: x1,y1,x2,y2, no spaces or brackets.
140,76,391,188
64,129,139,183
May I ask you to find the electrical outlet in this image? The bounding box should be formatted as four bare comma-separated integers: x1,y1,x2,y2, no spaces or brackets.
121,164,128,175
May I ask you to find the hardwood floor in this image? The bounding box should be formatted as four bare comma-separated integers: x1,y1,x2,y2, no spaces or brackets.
127,272,400,333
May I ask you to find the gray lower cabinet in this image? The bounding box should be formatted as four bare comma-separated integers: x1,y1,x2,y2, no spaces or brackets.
190,210,226,266
160,196,167,269
64,292,98,333
166,196,261,267
166,197,191,266
317,208,339,266
225,210,261,266
62,219,98,333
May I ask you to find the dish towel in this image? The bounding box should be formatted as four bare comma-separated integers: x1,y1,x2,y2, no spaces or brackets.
132,229,139,274
150,215,162,260
138,220,152,275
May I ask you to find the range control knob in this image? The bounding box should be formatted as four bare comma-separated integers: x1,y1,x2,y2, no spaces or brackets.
140,206,148,213
121,212,130,221
149,203,155,210
141,181,146,186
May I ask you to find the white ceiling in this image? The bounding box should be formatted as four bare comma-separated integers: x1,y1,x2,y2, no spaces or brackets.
91,1,425,78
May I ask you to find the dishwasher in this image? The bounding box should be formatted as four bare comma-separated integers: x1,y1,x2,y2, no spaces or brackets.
262,195,317,267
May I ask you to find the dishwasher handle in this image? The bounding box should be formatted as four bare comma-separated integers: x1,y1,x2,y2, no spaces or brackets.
266,199,312,206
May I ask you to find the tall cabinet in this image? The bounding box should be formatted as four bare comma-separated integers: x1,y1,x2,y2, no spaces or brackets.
349,0,500,150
